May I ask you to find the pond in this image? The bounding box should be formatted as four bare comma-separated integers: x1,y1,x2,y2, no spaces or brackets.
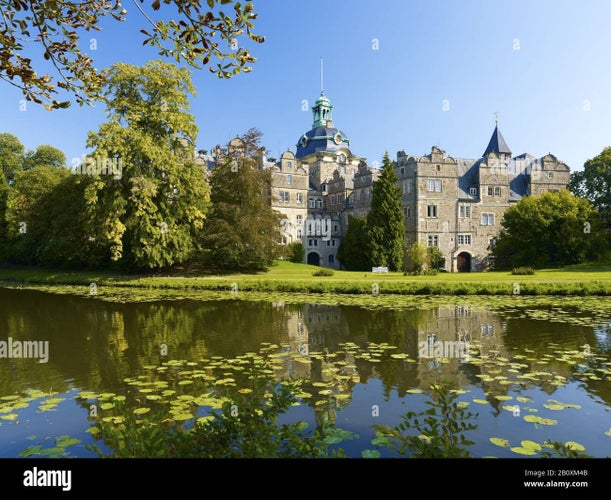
0,288,609,458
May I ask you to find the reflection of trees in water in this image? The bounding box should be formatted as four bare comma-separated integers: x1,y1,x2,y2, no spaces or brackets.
1,289,609,408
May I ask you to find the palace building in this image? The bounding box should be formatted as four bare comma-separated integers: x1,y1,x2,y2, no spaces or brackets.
210,92,571,272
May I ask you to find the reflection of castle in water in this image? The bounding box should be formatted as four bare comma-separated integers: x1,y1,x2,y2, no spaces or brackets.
415,305,510,388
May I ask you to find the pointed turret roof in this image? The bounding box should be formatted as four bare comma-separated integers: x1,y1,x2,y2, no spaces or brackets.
483,124,511,157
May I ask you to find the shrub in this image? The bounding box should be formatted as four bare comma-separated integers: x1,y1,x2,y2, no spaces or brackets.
512,266,535,275
288,242,305,263
372,381,478,458
312,268,335,277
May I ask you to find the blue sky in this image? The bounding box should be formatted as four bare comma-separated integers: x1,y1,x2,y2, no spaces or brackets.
1,0,610,172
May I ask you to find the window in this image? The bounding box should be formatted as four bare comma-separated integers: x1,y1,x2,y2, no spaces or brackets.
296,215,302,224
327,240,331,247
321,184,327,193
337,193,343,203
427,179,442,192
286,174,292,184
481,213,495,225
296,193,303,203
287,161,292,169
313,239,318,247
278,191,290,203
333,224,338,233
407,180,413,193
316,199,323,209
400,167,405,175
457,234,472,245
469,187,477,196
428,235,439,247
494,186,501,197
328,254,335,264
459,205,471,218
487,186,494,197
308,239,313,246
297,230,302,239
331,195,336,205
427,205,438,218
309,198,315,208
404,206,411,218
332,239,336,247
547,171,553,179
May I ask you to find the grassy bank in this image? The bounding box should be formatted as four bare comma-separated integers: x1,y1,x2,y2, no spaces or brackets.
0,260,609,296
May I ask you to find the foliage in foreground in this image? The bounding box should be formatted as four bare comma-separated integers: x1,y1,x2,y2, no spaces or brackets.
373,382,478,458
87,367,344,458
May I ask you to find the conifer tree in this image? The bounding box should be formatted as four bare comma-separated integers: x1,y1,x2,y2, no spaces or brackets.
366,152,405,271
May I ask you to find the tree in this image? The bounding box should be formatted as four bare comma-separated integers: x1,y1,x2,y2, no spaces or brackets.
0,133,25,183
492,190,606,268
202,129,281,272
288,242,305,264
4,165,71,264
336,215,371,271
23,145,66,170
84,60,210,269
0,171,9,260
569,147,611,234
427,246,445,270
404,242,428,274
0,0,264,109
366,152,405,271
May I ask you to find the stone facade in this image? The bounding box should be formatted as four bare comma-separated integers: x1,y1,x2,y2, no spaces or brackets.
206,94,571,272
396,129,571,271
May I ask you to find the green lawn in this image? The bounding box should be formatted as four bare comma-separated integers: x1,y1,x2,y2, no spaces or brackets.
0,259,609,296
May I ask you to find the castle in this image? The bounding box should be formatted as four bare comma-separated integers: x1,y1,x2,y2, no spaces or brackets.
204,91,571,272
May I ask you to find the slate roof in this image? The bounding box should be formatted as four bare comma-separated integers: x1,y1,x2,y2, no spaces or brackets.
483,125,512,156
295,126,350,159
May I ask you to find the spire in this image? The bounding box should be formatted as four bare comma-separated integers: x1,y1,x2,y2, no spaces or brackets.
483,122,511,157
311,92,333,128
320,56,324,95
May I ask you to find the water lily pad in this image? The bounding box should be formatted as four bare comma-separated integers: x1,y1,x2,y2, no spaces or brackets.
405,389,423,394
0,413,18,421
521,440,542,451
362,449,381,458
495,395,513,401
510,446,537,456
0,395,20,401
86,426,100,435
517,396,531,403
543,404,564,411
133,407,151,415
490,437,510,447
473,398,489,405
523,415,540,423
565,441,585,452
177,380,193,386
100,402,114,410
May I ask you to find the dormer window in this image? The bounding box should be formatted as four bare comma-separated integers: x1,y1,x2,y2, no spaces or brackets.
469,187,478,196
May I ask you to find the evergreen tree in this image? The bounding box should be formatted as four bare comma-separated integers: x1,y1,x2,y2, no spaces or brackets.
337,215,371,271
366,152,405,271
202,129,281,272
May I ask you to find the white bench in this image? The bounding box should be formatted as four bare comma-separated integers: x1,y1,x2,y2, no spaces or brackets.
371,266,389,273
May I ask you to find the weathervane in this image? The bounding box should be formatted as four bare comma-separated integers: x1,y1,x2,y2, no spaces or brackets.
494,111,499,124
